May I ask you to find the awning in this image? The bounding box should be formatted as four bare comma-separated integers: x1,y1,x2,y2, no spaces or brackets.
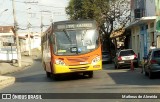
110,16,157,38
126,16,156,29
110,28,125,38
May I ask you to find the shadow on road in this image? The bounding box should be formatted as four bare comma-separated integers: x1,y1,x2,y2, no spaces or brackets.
16,73,92,82
106,68,160,86
16,73,53,82
101,63,160,86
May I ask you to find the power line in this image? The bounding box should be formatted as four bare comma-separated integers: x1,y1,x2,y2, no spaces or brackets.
1,0,67,33
12,0,65,8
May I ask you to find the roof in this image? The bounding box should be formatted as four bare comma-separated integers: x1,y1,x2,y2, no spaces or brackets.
110,28,125,38
126,16,156,29
53,19,96,24
0,26,13,33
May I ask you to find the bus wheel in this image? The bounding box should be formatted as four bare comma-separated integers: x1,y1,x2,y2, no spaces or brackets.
87,71,93,78
53,74,61,81
46,72,51,78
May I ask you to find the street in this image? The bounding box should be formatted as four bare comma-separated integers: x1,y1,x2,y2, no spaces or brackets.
1,59,160,102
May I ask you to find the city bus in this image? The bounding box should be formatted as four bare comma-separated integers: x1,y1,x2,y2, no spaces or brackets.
41,20,102,79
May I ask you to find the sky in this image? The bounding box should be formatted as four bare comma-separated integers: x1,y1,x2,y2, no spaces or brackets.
0,0,69,33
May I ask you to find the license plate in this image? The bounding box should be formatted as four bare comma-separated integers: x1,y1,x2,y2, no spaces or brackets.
119,61,124,63
125,57,130,60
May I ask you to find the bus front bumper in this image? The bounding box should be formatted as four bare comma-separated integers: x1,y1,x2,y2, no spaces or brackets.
53,61,102,74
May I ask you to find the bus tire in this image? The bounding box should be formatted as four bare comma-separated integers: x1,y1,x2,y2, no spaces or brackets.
53,74,61,81
46,72,51,78
88,71,93,78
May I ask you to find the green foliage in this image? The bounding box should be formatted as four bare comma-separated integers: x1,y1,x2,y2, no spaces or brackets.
66,0,109,25
66,0,131,52
66,0,130,35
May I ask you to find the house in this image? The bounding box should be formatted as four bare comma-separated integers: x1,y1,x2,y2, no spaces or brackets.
0,26,41,54
0,26,17,61
126,0,160,63
0,26,15,48
18,32,41,52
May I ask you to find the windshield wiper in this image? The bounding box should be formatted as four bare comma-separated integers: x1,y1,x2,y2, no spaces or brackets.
81,29,87,41
63,29,78,54
63,29,72,43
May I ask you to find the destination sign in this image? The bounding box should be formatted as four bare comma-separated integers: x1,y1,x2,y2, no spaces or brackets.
56,23,94,30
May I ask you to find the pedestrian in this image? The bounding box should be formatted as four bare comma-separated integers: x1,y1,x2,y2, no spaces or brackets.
142,42,156,73
150,42,156,50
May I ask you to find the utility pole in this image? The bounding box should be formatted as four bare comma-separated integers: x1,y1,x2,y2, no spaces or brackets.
40,10,51,36
40,12,43,58
41,12,43,37
25,2,38,56
40,10,56,36
27,7,32,56
12,0,21,67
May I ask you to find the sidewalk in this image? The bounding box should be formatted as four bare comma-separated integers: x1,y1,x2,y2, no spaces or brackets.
0,55,34,89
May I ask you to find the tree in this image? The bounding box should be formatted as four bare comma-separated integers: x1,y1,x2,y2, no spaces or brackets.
66,0,131,55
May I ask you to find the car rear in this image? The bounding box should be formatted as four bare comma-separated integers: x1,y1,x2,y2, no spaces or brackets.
117,49,138,68
150,49,160,72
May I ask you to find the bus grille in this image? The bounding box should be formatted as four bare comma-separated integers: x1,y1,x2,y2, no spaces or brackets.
69,66,89,71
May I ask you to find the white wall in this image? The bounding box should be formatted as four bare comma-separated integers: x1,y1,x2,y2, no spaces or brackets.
131,26,141,56
145,0,156,16
32,36,41,49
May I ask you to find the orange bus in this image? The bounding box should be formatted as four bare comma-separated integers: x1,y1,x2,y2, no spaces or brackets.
41,20,102,79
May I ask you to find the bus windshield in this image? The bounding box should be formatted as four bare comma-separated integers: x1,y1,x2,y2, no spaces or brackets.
54,29,99,55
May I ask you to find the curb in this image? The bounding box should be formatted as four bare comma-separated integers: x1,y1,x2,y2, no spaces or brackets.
0,57,33,90
0,62,33,75
0,54,40,90
0,76,15,89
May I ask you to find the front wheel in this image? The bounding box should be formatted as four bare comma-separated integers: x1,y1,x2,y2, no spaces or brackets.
114,64,117,69
53,74,65,81
83,71,93,78
116,64,120,69
145,71,148,76
149,71,154,79
88,71,93,78
46,72,51,78
134,63,139,68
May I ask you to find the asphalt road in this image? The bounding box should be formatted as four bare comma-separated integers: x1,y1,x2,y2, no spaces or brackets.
1,59,160,102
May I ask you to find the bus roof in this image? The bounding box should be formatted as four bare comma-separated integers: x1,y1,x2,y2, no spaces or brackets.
53,19,96,24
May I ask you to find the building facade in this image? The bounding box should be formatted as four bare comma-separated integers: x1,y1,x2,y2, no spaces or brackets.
18,32,41,52
128,0,160,62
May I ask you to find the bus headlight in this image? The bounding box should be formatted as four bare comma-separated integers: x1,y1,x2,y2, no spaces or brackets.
55,59,65,66
91,56,100,65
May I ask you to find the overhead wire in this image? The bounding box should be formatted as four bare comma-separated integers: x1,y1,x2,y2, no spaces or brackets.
2,0,67,32
11,0,65,8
